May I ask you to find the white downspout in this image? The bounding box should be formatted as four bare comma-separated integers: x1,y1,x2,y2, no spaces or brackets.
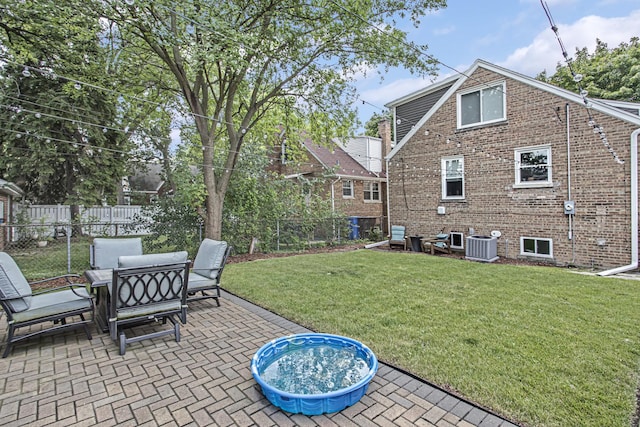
386,157,391,231
566,104,575,264
330,177,340,241
598,128,640,276
330,177,340,214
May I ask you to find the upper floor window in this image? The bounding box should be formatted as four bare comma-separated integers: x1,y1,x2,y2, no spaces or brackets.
514,145,552,187
441,156,464,200
457,82,506,128
364,182,380,201
342,180,354,198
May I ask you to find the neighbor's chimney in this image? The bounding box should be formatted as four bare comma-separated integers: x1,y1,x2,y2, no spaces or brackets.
378,118,392,171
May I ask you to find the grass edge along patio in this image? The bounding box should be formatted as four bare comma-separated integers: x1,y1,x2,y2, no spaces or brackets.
223,249,640,427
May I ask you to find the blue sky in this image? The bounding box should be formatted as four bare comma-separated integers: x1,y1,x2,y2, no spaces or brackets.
353,0,640,132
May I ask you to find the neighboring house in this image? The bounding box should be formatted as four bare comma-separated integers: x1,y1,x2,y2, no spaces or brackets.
270,124,392,236
385,59,640,271
0,178,25,250
120,163,166,205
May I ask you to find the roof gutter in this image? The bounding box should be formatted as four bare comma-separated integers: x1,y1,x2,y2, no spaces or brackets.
0,180,24,198
598,127,640,276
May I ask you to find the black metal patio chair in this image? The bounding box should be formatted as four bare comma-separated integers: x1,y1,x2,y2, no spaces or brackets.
109,252,190,355
0,252,94,358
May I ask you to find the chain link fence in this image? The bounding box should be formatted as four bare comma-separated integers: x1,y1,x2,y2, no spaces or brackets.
0,216,384,281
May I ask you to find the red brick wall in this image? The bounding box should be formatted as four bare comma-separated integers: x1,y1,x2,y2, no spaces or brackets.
332,179,384,219
388,68,638,268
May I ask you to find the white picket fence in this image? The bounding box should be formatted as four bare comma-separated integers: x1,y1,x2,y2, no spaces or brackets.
17,204,149,238
23,204,144,224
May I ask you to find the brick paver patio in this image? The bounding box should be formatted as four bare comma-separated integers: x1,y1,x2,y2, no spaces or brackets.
0,291,519,426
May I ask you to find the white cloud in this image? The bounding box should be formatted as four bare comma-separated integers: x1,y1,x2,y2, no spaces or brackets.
500,9,640,76
433,25,455,36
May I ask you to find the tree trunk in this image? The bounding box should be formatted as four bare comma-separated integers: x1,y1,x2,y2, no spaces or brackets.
201,142,225,240
70,204,83,237
204,189,224,240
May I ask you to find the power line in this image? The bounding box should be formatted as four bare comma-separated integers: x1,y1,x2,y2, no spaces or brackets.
541,0,623,164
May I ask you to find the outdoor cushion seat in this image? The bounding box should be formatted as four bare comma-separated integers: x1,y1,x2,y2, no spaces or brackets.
109,251,189,355
0,252,94,358
90,237,143,269
388,225,407,250
187,239,231,306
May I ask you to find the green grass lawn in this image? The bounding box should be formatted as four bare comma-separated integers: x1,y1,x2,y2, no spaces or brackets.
222,249,640,427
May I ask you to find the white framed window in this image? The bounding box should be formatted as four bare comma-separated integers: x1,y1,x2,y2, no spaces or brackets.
441,156,464,200
342,180,354,198
520,237,553,258
364,181,380,202
514,145,552,187
450,232,464,250
457,81,506,128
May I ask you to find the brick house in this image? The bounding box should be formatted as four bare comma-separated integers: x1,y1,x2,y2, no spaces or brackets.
270,127,392,236
0,178,24,250
384,59,640,271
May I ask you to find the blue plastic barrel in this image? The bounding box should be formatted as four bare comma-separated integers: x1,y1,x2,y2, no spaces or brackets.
348,216,360,240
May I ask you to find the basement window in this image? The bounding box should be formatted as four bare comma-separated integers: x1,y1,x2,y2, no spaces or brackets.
450,232,464,250
520,237,553,258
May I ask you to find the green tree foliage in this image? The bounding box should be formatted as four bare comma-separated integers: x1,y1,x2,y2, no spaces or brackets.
363,110,393,137
141,124,338,254
0,1,131,206
89,0,446,239
537,37,640,102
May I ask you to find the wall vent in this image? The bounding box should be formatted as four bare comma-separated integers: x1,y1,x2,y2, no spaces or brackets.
465,236,498,262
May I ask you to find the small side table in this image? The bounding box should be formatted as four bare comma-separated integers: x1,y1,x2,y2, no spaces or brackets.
84,269,112,333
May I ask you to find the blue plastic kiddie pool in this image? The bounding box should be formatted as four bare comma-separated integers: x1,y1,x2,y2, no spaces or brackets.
251,333,378,415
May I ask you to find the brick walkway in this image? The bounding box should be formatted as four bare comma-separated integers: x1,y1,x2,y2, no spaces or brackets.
0,291,519,427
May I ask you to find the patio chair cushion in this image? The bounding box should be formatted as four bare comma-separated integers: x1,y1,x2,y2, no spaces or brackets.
0,252,32,312
92,238,143,269
117,251,188,268
390,225,406,241
187,272,218,291
11,288,92,323
192,239,228,279
115,300,183,320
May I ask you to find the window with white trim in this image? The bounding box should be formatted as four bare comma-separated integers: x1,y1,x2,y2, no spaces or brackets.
441,156,464,199
363,181,380,201
520,237,553,258
450,232,464,250
515,145,552,187
342,180,354,198
457,82,506,128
